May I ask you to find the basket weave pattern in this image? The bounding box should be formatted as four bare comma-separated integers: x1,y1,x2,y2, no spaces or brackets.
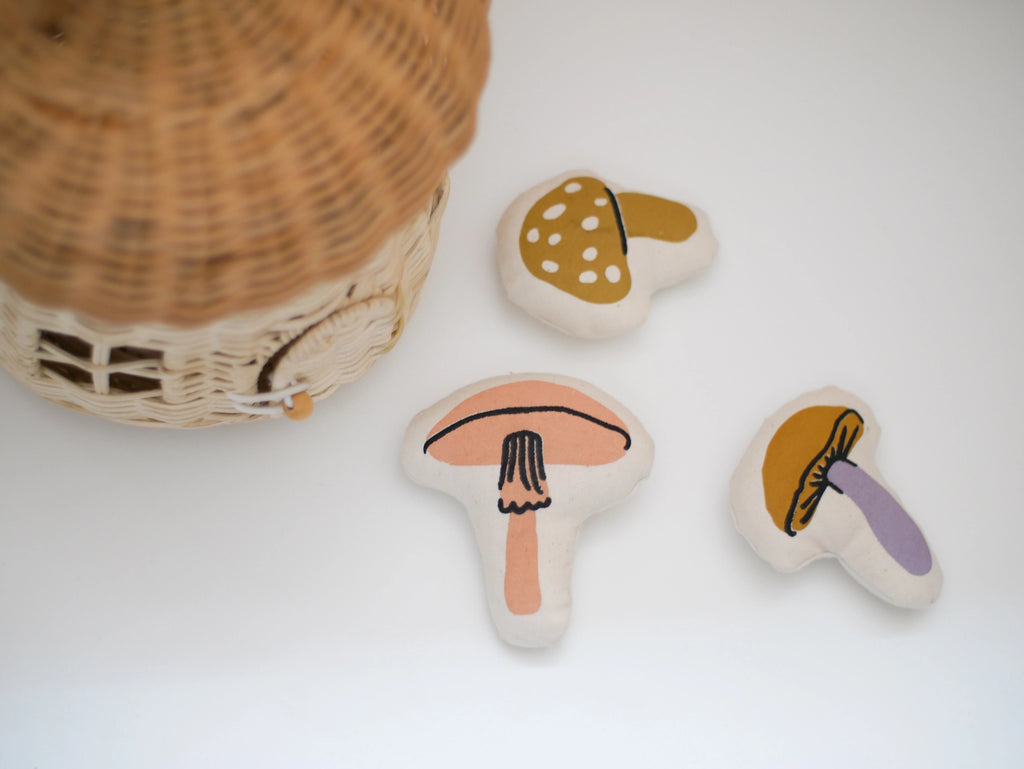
0,179,448,427
0,0,488,326
0,0,488,426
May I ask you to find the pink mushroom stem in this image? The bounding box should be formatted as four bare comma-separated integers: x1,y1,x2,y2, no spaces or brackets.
498,430,549,614
505,510,542,614
826,460,932,576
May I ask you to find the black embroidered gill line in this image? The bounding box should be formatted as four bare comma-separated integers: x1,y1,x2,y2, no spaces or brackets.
526,433,541,492
784,408,863,536
845,425,860,455
423,406,632,453
531,432,546,485
517,433,531,492
499,497,553,515
499,434,511,490
605,186,628,256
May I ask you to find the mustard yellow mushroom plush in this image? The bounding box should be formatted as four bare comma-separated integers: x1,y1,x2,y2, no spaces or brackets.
497,170,717,338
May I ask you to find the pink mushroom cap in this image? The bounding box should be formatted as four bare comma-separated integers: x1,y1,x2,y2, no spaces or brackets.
423,380,631,465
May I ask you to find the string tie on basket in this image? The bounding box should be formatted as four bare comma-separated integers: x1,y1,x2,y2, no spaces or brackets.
227,382,314,421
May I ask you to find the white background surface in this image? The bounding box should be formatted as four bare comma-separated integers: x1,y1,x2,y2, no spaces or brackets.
2,1,1023,766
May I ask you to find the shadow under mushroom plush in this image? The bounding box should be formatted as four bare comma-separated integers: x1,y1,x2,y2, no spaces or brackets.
730,387,942,608
497,170,717,338
403,374,654,647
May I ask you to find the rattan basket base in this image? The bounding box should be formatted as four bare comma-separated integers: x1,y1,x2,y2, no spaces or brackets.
0,179,449,428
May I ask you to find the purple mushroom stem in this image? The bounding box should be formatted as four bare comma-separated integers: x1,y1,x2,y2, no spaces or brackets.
826,460,932,576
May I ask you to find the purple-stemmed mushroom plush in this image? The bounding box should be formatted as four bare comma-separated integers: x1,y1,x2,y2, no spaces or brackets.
730,386,942,608
402,374,654,647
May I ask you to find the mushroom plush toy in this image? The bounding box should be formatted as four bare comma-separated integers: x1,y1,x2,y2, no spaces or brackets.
497,170,717,338
730,387,942,608
403,374,654,647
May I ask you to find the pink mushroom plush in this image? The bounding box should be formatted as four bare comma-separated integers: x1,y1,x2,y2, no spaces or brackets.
403,374,654,647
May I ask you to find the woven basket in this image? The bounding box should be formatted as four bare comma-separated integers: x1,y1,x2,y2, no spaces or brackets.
0,0,489,426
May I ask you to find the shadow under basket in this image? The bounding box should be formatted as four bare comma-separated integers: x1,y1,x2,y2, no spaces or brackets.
0,179,449,428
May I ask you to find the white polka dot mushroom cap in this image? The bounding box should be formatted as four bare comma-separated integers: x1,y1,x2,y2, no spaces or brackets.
496,169,719,338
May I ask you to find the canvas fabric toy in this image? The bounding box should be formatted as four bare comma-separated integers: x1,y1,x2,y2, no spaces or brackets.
730,386,942,608
497,170,716,338
403,374,654,646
